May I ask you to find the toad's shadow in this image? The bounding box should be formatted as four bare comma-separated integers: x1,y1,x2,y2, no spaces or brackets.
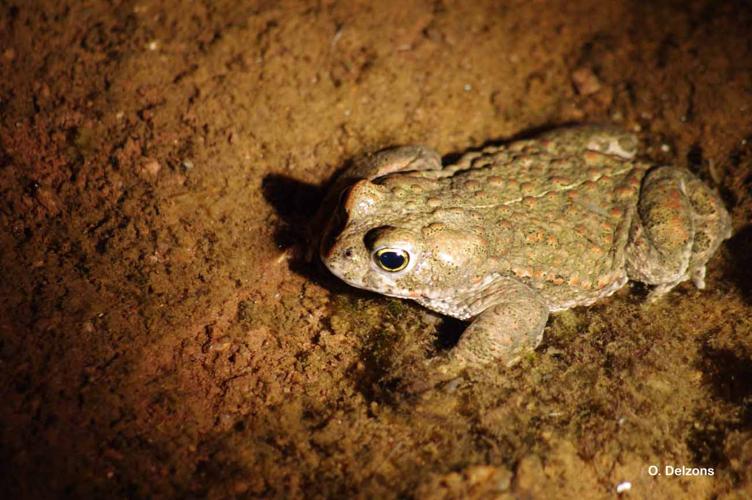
725,223,752,304
260,172,326,281
261,161,371,289
261,167,400,311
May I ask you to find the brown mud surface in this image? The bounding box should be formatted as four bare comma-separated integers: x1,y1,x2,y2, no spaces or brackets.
1,1,751,498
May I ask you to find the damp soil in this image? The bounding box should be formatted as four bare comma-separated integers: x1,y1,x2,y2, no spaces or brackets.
1,1,751,498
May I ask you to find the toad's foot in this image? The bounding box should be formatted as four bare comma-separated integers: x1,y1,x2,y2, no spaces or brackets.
399,357,467,396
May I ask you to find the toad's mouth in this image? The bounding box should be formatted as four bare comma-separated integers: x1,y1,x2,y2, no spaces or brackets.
321,251,410,296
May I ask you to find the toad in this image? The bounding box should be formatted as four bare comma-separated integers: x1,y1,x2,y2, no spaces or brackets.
319,126,731,375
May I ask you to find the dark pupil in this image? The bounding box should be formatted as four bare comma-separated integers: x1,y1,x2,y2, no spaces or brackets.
379,251,405,270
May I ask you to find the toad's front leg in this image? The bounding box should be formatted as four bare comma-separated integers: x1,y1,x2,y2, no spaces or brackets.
436,280,550,379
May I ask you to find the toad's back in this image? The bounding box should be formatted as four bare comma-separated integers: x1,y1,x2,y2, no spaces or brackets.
419,139,651,310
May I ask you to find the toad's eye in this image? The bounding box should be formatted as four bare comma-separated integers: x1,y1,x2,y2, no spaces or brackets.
374,248,409,272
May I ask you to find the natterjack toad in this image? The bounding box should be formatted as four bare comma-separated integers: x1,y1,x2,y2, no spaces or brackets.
319,126,732,374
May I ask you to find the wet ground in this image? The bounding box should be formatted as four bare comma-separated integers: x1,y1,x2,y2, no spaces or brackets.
1,0,751,498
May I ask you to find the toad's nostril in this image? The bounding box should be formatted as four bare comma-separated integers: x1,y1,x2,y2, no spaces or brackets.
344,248,353,258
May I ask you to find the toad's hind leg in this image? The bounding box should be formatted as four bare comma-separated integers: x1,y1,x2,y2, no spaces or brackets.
625,166,731,300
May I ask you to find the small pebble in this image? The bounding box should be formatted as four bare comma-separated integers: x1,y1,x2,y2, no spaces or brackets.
572,67,601,96
142,159,161,176
616,481,631,493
